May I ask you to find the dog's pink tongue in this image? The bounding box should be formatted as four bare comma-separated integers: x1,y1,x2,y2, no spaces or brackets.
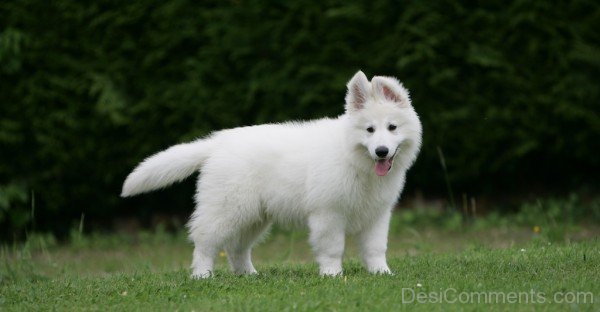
375,159,392,176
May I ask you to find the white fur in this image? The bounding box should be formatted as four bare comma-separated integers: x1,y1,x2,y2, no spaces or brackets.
121,71,422,278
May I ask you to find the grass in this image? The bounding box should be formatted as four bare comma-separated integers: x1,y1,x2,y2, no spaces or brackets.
1,198,599,311
1,239,598,311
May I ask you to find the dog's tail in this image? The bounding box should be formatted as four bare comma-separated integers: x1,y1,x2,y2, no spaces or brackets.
121,138,214,197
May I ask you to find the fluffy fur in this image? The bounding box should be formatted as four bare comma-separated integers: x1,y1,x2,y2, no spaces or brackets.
121,71,422,278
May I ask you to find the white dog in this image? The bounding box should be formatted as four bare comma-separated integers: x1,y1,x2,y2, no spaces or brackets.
121,71,422,278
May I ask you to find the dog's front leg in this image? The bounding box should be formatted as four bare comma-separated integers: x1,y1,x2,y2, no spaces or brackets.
357,209,392,274
308,213,345,276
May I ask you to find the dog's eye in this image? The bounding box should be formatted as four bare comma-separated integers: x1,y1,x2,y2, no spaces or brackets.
388,124,397,131
366,126,375,133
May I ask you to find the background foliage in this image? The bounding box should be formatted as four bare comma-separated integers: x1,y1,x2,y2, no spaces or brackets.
1,0,598,238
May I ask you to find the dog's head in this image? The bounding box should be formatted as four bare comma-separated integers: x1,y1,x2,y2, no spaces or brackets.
344,70,422,176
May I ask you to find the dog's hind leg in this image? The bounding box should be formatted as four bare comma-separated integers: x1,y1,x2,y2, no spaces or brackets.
188,205,234,278
225,221,271,275
190,242,218,279
188,194,265,278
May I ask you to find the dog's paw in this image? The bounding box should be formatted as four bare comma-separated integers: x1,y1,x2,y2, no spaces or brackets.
191,270,213,279
234,268,258,276
368,266,393,275
319,267,343,277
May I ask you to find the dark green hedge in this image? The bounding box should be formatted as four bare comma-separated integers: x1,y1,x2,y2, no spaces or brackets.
1,0,599,238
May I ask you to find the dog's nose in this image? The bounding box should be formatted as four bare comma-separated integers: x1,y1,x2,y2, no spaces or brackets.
375,146,389,158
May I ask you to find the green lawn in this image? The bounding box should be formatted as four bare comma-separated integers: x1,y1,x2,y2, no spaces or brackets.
1,211,599,311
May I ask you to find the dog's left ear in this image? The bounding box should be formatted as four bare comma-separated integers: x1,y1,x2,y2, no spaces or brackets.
372,76,411,108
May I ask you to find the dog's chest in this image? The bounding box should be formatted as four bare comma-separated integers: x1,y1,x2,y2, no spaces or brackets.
331,174,400,230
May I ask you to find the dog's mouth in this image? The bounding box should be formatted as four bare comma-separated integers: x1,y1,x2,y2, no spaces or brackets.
374,155,395,177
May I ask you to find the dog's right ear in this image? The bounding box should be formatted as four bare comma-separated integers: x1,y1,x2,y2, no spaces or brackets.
345,70,371,112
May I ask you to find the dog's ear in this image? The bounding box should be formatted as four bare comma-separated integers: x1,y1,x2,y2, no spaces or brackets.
345,70,371,112
372,76,411,108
